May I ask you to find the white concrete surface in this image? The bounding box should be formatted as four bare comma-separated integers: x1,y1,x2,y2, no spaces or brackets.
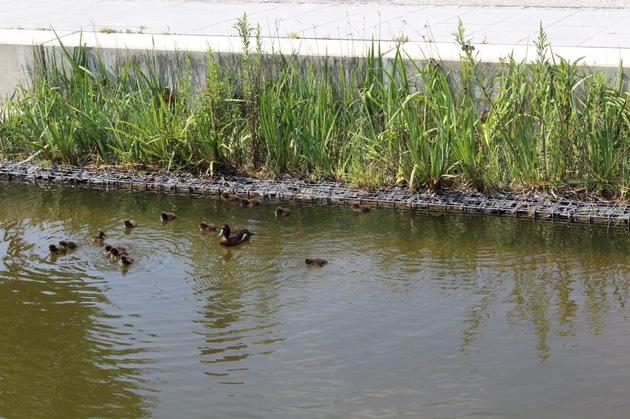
1,0,629,102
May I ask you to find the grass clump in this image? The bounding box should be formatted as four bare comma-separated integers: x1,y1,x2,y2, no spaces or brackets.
0,21,628,200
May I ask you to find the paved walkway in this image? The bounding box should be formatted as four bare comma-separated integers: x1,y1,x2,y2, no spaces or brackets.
2,0,630,50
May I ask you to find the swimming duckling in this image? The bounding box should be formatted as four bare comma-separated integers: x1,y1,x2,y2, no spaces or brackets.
49,244,67,254
275,207,291,217
59,240,77,250
123,219,138,229
104,244,128,258
160,211,177,221
221,192,242,202
352,203,371,213
218,224,254,247
199,222,217,232
118,254,134,266
305,257,328,267
104,244,127,253
241,198,262,208
109,247,130,261
90,231,106,243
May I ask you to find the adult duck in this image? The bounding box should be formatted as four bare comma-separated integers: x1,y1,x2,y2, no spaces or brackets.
218,224,254,247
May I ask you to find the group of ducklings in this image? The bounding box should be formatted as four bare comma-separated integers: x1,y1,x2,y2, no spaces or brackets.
49,197,372,268
48,211,180,266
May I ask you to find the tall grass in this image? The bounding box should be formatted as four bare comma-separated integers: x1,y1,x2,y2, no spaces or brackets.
0,23,628,199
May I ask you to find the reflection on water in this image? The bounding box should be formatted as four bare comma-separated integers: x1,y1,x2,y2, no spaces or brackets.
0,182,628,418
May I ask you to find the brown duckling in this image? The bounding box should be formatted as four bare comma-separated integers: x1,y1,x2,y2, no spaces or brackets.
59,240,77,250
160,211,177,221
199,222,217,232
104,244,127,253
352,203,371,213
241,198,262,208
221,192,242,202
90,231,106,243
104,244,128,258
49,243,67,255
109,247,130,261
118,254,134,266
305,257,328,267
218,224,254,247
275,207,291,217
123,219,138,229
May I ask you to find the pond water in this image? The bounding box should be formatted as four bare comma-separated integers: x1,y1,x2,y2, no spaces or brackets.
0,182,628,418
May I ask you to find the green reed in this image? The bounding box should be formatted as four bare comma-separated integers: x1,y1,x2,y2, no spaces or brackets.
0,24,628,199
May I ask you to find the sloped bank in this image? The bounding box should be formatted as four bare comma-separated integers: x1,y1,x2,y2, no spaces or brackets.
1,161,628,229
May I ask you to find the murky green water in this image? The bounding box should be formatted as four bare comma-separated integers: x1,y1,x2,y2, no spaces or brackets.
0,182,629,418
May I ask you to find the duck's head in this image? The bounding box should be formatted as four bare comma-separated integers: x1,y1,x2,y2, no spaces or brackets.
218,225,231,237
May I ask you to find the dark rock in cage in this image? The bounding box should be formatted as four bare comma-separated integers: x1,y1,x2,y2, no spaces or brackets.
0,161,628,229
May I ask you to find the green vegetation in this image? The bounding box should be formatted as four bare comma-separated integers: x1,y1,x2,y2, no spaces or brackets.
0,17,628,199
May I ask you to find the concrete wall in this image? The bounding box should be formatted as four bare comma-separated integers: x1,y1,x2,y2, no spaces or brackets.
1,28,630,106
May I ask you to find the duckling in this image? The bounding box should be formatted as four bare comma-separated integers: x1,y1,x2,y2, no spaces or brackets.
275,207,291,217
104,244,128,258
352,203,371,213
199,222,217,232
59,240,77,250
90,231,106,243
218,224,254,247
221,192,242,202
123,219,138,229
305,257,328,267
118,254,134,266
109,247,130,261
241,198,262,208
104,244,127,253
49,244,67,254
160,211,177,221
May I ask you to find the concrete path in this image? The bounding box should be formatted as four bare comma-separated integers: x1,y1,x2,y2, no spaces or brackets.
1,0,630,102
1,0,630,48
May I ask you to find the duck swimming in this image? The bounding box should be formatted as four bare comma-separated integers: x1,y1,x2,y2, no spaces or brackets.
118,254,134,266
199,222,217,232
305,257,328,267
221,192,242,202
59,240,77,250
241,198,262,208
160,211,177,221
90,231,106,242
49,244,67,254
352,203,371,213
123,219,138,229
275,207,291,217
218,224,254,247
104,244,128,259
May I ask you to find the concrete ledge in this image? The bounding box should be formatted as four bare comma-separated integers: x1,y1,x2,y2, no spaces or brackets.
2,27,630,104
